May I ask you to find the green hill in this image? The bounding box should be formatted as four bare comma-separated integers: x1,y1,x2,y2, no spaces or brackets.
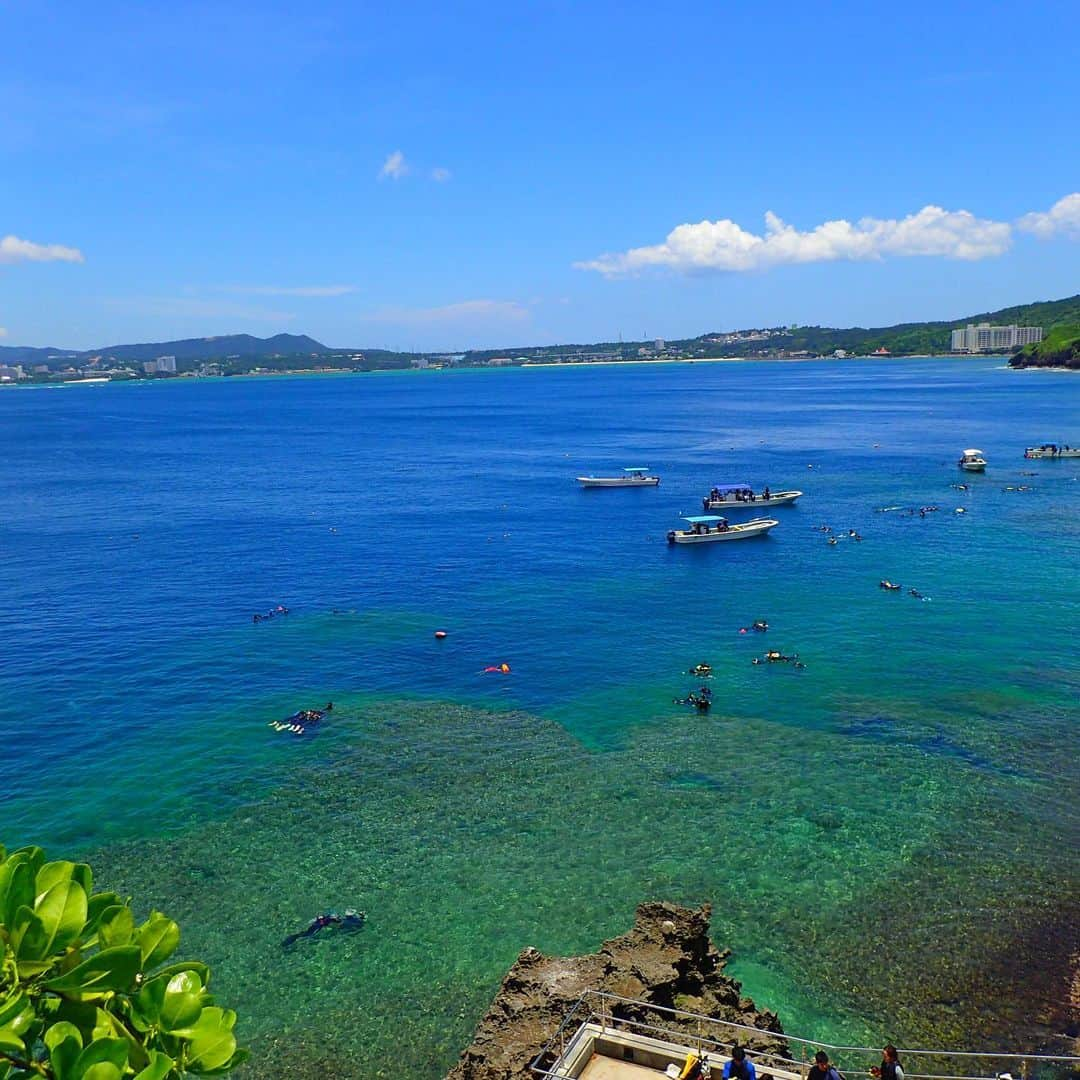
1009,325,1080,370
688,294,1080,357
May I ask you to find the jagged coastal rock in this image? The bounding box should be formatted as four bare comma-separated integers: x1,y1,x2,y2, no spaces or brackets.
447,902,787,1080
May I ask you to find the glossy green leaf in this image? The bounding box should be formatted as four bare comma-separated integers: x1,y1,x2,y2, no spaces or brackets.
9,847,44,875
0,993,32,1032
43,945,141,998
183,1008,237,1073
10,905,44,960
45,1020,84,1080
0,1025,26,1054
84,892,124,936
0,858,35,931
132,1051,175,1080
36,860,92,899
94,1006,148,1072
98,906,135,949
130,975,166,1033
138,912,180,970
198,1047,250,1077
79,1065,123,1080
153,960,210,986
73,1036,127,1079
158,970,206,1032
26,880,89,959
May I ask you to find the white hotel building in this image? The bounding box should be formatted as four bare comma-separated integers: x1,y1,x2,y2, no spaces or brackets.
950,323,1043,352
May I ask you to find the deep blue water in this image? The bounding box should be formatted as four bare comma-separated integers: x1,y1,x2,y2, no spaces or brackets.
1,359,1077,1074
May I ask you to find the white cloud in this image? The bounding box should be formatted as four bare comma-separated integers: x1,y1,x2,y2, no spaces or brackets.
431,167,452,182
0,235,84,264
0,327,7,338
222,284,356,297
1016,192,1080,239
378,150,409,180
360,299,529,325
576,203,1013,277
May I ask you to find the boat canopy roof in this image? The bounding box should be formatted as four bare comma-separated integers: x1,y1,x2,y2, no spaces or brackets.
683,515,727,525
623,466,651,472
713,483,752,493
963,448,985,455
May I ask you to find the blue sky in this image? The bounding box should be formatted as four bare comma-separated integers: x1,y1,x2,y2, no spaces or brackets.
2,0,1078,350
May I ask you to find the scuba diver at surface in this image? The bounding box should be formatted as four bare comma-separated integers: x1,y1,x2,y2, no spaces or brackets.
282,908,365,947
674,685,712,711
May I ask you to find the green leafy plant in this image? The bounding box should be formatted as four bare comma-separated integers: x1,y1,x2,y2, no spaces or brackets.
0,845,247,1079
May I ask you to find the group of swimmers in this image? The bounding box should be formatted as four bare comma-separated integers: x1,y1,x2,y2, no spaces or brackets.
253,604,289,623
682,617,784,695
752,650,805,670
816,525,863,543
268,702,333,735
879,581,929,600
675,684,712,711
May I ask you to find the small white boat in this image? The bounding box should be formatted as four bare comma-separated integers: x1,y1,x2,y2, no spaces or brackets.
958,449,987,472
577,467,660,488
1024,443,1080,459
667,515,778,544
702,483,802,512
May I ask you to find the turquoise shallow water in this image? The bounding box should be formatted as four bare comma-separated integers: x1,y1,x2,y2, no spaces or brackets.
1,360,1077,1075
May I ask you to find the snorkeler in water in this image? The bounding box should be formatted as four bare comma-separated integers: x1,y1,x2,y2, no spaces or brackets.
282,909,365,947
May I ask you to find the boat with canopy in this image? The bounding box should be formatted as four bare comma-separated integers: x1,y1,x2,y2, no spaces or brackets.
666,514,778,544
958,449,987,472
576,467,660,488
702,482,802,511
1024,442,1080,459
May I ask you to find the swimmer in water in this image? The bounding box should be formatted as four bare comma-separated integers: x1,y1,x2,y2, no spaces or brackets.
282,909,366,948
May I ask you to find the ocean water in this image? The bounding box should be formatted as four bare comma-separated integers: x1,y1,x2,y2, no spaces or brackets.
1,360,1077,1077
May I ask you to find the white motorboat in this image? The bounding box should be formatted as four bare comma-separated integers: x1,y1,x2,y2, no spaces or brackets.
667,515,778,544
1024,443,1080,459
958,449,987,472
577,467,660,488
702,482,802,512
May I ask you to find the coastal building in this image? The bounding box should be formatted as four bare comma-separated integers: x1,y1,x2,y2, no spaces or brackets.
0,365,26,381
950,323,1043,352
155,355,177,373
410,356,430,368
488,357,514,366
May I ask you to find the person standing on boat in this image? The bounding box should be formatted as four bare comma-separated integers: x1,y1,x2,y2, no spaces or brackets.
870,1046,903,1080
763,485,771,500
807,1051,844,1080
723,1045,757,1080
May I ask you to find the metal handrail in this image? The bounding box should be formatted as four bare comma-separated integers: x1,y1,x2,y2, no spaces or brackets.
581,992,1080,1061
530,991,1080,1079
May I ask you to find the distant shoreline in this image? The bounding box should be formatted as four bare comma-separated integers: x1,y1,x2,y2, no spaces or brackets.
0,352,1031,390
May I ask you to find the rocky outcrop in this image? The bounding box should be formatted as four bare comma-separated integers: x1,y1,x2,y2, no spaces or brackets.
447,902,786,1080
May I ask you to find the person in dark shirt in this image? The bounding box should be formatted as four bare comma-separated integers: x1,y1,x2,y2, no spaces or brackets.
870,1046,903,1080
723,1045,757,1080
807,1051,843,1080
